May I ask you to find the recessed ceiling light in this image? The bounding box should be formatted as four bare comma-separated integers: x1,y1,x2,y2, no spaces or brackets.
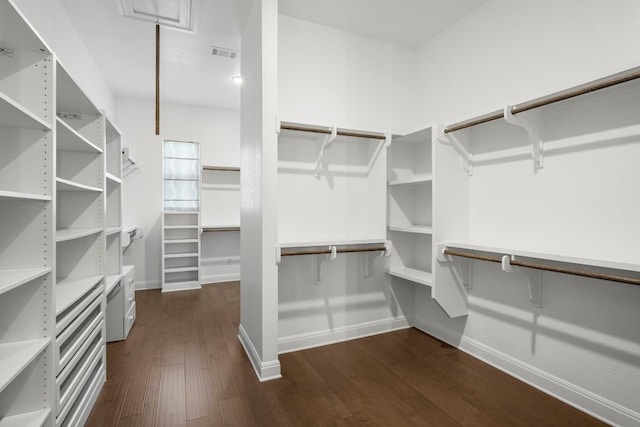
232,75,242,84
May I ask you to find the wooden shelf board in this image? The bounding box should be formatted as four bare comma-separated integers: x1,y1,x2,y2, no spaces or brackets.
56,227,103,242
388,225,433,235
0,267,52,297
164,253,199,259
106,275,122,295
106,172,122,184
388,174,433,186
0,338,50,394
0,92,51,130
444,241,640,273
55,275,103,315
55,117,102,153
56,178,102,193
0,408,51,427
386,267,433,287
0,190,50,202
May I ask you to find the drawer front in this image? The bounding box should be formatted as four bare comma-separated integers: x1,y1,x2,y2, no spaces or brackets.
123,265,135,307
124,301,136,338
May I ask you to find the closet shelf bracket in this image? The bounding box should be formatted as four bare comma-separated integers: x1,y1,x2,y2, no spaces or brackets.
314,245,337,284
437,128,473,176
314,126,337,179
437,244,473,289
501,255,542,308
504,105,543,170
364,242,392,278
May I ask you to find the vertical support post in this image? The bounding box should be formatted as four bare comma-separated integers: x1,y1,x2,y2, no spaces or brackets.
155,23,160,135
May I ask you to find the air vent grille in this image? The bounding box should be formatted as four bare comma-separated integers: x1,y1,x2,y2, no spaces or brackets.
211,46,238,60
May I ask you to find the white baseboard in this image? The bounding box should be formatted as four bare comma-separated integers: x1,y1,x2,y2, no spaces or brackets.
201,273,240,284
135,280,160,291
162,281,201,293
278,316,411,354
414,319,640,427
238,325,282,382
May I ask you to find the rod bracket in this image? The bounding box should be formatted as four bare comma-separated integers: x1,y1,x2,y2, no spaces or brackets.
502,255,542,308
437,244,472,289
504,106,543,170
314,126,337,178
364,242,392,278
437,128,473,176
314,245,337,283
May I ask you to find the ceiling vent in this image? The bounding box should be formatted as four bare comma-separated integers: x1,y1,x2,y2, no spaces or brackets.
115,0,193,31
211,46,238,60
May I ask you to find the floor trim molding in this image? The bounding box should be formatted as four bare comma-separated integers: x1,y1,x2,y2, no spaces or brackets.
238,324,282,382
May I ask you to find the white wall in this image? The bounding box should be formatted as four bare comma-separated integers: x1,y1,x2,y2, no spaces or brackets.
413,1,640,425
14,0,115,117
116,97,240,288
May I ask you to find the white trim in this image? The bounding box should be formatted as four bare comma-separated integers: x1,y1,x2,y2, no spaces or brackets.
414,320,640,427
200,273,241,285
278,316,410,354
135,280,161,291
238,325,282,382
162,281,201,293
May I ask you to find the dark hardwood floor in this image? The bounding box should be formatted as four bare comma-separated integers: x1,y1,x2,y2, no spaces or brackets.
87,282,606,426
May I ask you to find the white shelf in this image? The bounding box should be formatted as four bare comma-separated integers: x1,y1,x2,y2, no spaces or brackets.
0,92,51,130
56,228,103,242
56,178,102,193
443,241,640,273
105,275,122,295
165,266,199,274
388,175,433,186
164,211,198,215
0,189,50,202
388,225,433,235
105,172,122,184
165,225,198,230
278,238,387,249
55,275,103,316
386,267,433,287
164,239,199,244
56,117,102,153
0,338,50,394
164,253,199,259
0,408,51,427
0,267,52,297
106,227,122,236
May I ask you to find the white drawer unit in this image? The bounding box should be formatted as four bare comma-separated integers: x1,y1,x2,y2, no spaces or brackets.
106,265,136,342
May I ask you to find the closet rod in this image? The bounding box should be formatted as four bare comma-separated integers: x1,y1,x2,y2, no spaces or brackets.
280,123,387,140
444,67,640,134
202,166,240,172
282,245,387,257
443,249,640,286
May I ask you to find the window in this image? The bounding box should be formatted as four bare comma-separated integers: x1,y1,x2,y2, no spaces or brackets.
163,140,200,211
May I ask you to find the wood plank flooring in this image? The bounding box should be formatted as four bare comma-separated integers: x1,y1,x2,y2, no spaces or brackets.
87,282,606,426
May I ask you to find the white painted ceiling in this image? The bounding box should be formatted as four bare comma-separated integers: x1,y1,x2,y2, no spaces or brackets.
59,0,487,111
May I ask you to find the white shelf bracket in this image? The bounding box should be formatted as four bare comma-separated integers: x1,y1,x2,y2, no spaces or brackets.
314,245,337,284
384,133,393,148
501,255,542,308
314,126,337,179
504,106,543,170
363,242,391,278
275,114,281,135
437,244,473,289
275,245,282,265
437,129,473,176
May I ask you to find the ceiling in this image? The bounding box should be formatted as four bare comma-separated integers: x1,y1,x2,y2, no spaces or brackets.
59,0,487,111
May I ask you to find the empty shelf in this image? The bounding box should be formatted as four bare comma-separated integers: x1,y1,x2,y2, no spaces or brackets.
55,117,102,153
164,239,199,244
388,225,433,235
165,266,199,274
164,252,199,259
106,275,122,295
105,172,122,184
106,227,122,236
388,175,433,186
202,225,240,232
56,228,103,242
0,92,51,130
56,178,102,193
0,190,50,202
55,275,103,316
0,338,50,394
386,267,433,287
0,408,51,427
0,267,52,297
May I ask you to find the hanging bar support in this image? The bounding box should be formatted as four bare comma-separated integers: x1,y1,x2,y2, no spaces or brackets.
503,106,543,170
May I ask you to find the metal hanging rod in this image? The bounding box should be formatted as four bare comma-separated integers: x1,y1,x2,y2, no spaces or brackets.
280,122,387,140
443,249,640,286
202,166,240,172
202,226,240,232
444,66,640,134
282,245,387,257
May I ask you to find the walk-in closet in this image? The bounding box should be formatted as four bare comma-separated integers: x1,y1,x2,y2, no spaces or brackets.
1,0,639,425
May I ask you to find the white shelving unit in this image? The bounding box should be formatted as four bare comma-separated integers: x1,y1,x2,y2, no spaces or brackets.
162,212,201,292
54,58,106,426
200,166,241,284
0,1,55,425
386,127,434,287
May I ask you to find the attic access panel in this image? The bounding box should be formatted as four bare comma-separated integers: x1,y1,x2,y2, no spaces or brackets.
116,0,193,31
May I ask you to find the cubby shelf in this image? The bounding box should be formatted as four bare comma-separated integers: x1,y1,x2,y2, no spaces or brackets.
55,275,103,316
0,267,51,297
0,408,51,427
386,267,433,287
0,93,51,130
55,228,103,242
388,175,433,186
55,177,102,193
105,173,121,184
164,253,199,259
56,117,102,153
165,239,199,244
388,225,433,235
0,190,51,201
0,338,50,394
